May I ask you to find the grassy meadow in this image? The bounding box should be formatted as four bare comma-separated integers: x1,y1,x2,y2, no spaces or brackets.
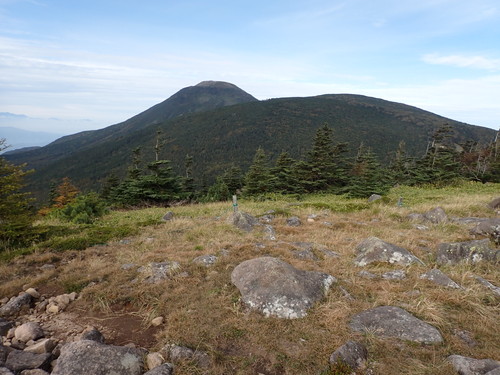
1,181,499,375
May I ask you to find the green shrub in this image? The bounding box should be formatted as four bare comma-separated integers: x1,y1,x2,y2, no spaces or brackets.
52,193,108,224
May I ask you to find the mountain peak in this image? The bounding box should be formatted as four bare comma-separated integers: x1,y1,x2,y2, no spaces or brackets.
195,81,240,89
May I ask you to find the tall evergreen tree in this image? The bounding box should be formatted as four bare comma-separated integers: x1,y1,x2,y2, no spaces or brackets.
347,143,390,198
182,154,195,198
414,124,461,184
304,123,349,192
271,151,301,194
243,147,272,196
389,141,417,185
221,165,244,194
0,139,36,249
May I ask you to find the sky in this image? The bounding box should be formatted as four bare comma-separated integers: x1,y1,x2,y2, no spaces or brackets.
1,0,499,135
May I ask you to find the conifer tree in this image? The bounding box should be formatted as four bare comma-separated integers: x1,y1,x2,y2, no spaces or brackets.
182,154,195,198
347,143,390,198
100,173,120,200
52,177,80,209
304,123,349,192
222,165,243,194
414,124,461,184
271,151,301,194
0,139,35,249
203,177,231,202
389,141,417,185
243,147,272,196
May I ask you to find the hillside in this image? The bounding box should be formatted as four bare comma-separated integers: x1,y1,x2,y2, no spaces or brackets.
0,184,499,374
6,82,496,201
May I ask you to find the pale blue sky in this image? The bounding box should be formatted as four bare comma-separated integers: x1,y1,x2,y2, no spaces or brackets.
1,0,499,133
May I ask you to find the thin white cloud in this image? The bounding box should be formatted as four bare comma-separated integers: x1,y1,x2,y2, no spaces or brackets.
422,53,500,71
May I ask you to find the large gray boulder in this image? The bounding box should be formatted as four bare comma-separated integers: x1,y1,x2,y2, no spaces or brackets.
231,257,336,319
420,269,461,289
447,355,500,375
51,340,145,375
5,350,51,374
0,294,33,318
349,306,443,344
228,211,259,232
354,237,424,266
437,239,499,265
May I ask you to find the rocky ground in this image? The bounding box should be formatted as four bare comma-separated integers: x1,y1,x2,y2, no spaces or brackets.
1,195,499,375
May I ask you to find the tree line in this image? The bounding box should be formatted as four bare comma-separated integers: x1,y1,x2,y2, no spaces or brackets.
1,123,499,251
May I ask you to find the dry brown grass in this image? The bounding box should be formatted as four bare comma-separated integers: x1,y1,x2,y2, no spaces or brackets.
1,183,499,375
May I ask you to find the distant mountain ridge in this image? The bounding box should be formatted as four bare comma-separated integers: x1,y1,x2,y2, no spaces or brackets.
0,127,63,153
5,81,496,201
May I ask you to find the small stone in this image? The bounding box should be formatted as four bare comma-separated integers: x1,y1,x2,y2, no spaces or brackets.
192,255,217,267
146,352,164,370
413,224,429,231
15,323,44,343
0,368,14,375
46,304,59,314
0,294,33,318
292,249,319,261
0,319,14,337
263,225,276,241
453,329,477,348
143,363,174,375
329,341,368,370
54,295,70,308
229,211,259,232
319,249,340,258
358,270,378,279
420,269,461,289
24,289,40,299
447,355,500,375
286,216,302,227
121,263,137,270
68,292,78,301
368,194,382,202
151,317,164,327
423,207,448,224
162,212,174,221
19,369,50,375
474,276,500,297
80,328,105,343
39,264,55,271
24,339,56,354
382,270,406,280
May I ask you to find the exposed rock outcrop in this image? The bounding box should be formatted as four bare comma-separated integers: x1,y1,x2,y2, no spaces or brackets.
231,257,336,319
